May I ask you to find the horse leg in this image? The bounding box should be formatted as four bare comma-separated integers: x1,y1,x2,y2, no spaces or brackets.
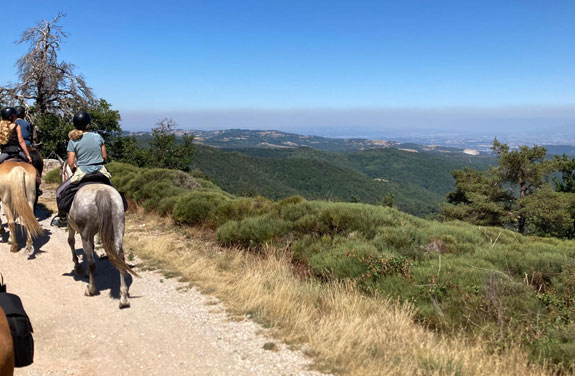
3,205,18,253
83,236,97,297
25,188,36,257
117,240,130,309
24,225,34,257
68,229,83,275
0,203,5,236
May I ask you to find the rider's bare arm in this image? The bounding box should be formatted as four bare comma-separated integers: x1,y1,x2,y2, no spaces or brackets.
15,125,32,162
101,145,107,162
67,151,76,173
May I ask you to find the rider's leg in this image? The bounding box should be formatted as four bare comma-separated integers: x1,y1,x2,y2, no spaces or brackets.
29,148,43,189
52,179,75,227
0,153,8,164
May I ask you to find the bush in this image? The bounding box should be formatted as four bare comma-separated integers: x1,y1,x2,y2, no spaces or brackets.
307,238,379,280
216,215,290,248
214,196,275,225
172,191,230,226
372,225,428,258
108,163,202,212
44,168,61,184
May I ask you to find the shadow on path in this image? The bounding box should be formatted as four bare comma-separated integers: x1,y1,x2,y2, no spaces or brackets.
35,202,53,221
62,248,134,301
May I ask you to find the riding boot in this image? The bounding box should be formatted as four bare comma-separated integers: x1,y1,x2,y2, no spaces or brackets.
51,210,68,228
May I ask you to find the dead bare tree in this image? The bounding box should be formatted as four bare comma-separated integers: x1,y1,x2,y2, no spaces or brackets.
0,13,95,118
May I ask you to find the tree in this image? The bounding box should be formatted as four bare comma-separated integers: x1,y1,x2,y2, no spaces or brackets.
0,14,122,157
147,118,194,171
518,186,575,238
36,99,122,157
442,140,575,237
0,13,95,117
492,138,549,199
382,193,394,208
553,154,575,193
491,139,552,233
442,168,513,226
110,136,151,167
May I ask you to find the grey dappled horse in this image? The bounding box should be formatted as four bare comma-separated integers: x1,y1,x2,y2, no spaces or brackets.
62,163,136,308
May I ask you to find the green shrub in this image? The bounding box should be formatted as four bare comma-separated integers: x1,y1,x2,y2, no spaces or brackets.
216,215,290,248
44,168,61,184
371,225,428,258
308,238,380,280
214,196,275,225
172,191,230,226
157,196,181,216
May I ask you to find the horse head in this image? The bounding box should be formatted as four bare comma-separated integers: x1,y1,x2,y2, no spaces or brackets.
52,153,74,182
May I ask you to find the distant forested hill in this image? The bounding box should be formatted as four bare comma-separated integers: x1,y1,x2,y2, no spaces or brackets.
544,145,575,156
189,145,495,216
128,128,471,153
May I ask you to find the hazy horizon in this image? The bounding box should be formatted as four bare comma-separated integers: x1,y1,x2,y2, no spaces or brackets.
120,106,575,143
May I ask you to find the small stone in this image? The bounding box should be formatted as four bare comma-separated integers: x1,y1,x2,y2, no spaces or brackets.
263,342,279,352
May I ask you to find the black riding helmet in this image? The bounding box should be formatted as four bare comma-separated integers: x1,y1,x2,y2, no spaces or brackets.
1,107,16,120
72,111,91,130
14,106,26,118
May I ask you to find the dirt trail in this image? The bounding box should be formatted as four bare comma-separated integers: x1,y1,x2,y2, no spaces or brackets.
0,198,322,376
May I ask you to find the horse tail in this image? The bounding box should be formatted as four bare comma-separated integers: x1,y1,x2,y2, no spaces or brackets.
96,190,138,277
8,170,43,238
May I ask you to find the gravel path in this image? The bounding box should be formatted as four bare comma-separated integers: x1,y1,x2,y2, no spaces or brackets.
0,200,324,376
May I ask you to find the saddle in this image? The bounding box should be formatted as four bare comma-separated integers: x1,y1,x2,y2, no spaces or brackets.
57,172,128,214
4,156,28,163
0,276,34,368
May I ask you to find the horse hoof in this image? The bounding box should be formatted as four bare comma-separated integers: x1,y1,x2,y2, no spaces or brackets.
119,299,130,309
25,246,34,257
10,245,18,253
85,286,96,296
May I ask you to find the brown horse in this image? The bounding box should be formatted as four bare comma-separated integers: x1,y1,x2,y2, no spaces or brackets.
0,162,43,255
0,306,14,376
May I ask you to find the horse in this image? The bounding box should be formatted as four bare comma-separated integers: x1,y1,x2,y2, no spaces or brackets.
0,162,42,255
61,163,137,308
0,306,14,376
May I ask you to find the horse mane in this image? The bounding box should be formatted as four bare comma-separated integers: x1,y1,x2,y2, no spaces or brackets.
0,121,13,146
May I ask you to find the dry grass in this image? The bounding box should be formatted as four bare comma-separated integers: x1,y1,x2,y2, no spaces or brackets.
123,209,555,376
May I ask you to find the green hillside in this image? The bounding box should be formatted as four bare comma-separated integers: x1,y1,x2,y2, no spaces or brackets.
234,146,494,195
189,146,443,215
109,161,575,369
189,145,494,215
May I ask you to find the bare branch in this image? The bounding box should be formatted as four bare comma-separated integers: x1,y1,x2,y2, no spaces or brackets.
1,13,95,120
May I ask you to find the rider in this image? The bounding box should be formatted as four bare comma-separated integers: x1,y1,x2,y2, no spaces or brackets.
0,107,32,164
52,111,110,227
14,106,43,195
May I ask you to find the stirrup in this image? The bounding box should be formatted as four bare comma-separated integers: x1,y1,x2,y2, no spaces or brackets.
51,216,67,228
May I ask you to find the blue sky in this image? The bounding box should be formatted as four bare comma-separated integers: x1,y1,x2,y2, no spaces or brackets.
1,1,575,132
